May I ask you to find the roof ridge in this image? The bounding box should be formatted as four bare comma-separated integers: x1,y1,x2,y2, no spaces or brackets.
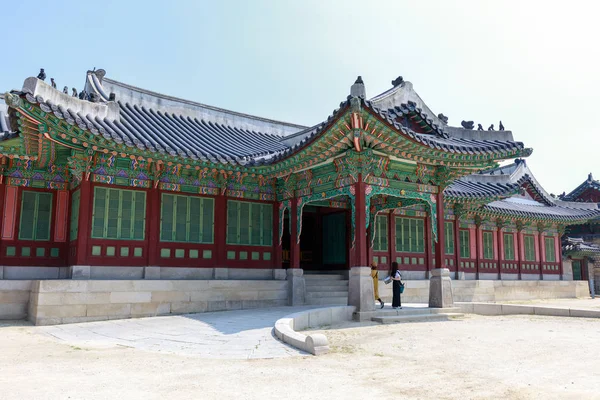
100,76,308,131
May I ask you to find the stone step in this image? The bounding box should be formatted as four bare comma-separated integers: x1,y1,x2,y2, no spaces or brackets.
374,307,462,317
372,313,464,324
305,291,348,298
305,283,349,290
304,275,346,281
306,297,348,306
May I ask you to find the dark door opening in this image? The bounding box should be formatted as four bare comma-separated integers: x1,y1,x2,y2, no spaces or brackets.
281,206,349,271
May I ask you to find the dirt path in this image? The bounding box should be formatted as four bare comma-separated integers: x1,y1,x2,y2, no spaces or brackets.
1,315,599,400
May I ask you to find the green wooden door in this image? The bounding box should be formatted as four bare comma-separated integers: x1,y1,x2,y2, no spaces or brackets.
572,260,582,281
322,212,346,266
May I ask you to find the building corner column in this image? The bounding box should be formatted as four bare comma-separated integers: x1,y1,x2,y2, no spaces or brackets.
429,189,453,308
72,179,92,278
214,194,228,268
453,205,462,280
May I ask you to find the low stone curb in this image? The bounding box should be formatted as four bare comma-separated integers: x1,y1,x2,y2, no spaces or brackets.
457,302,600,318
274,306,355,355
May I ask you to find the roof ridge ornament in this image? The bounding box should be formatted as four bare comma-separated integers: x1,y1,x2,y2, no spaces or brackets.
350,76,366,99
391,76,404,87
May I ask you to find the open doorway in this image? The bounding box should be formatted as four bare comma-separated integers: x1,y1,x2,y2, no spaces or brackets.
282,205,349,271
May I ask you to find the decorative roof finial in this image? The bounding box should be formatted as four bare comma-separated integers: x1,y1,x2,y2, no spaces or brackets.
588,173,594,182
50,78,56,89
437,113,448,124
109,92,116,101
350,76,366,99
488,124,495,131
477,124,484,131
37,68,46,81
63,86,68,94
391,76,404,87
461,120,474,130
71,88,78,97
499,120,505,131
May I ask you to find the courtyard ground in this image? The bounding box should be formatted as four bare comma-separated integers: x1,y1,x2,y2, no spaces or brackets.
1,303,600,399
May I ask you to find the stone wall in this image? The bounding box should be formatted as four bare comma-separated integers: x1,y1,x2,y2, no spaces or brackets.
378,280,590,303
28,280,289,325
0,280,32,319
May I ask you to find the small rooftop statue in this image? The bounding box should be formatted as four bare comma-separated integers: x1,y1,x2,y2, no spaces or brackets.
589,173,594,182
78,90,86,100
37,68,46,81
437,113,448,124
109,92,116,101
488,124,495,131
499,121,505,131
71,88,78,97
391,76,404,87
477,124,484,131
63,86,68,94
461,120,474,130
50,78,56,89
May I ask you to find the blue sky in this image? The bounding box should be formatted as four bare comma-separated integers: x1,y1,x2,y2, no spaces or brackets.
3,0,599,194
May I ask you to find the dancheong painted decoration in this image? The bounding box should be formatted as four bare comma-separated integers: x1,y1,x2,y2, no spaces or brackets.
0,70,598,280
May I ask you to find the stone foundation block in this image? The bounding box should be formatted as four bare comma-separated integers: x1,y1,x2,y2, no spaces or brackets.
273,269,287,280
71,265,90,280
287,268,305,306
348,267,374,313
429,268,454,308
87,303,131,318
109,291,152,304
144,266,161,280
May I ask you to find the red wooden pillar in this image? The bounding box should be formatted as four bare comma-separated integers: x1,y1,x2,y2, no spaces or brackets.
425,213,432,277
474,218,481,280
434,190,445,271
516,223,523,280
75,180,92,265
354,174,368,267
497,223,503,280
273,202,282,269
538,229,545,280
214,194,227,268
146,187,160,266
454,218,461,279
389,212,396,274
290,198,300,269
0,178,5,265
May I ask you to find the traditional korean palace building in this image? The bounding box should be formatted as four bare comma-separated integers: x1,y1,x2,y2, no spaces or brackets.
1,69,599,284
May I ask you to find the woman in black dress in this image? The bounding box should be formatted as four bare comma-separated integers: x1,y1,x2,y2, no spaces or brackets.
390,261,403,309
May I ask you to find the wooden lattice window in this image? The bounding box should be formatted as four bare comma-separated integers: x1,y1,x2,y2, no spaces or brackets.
482,231,494,260
444,222,455,255
373,215,388,252
545,237,556,262
160,194,214,243
19,191,52,241
226,201,272,246
91,187,146,240
459,229,470,258
395,217,425,253
524,235,536,261
503,233,515,260
70,189,80,241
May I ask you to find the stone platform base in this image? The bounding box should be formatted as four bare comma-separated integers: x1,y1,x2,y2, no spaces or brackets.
28,279,289,325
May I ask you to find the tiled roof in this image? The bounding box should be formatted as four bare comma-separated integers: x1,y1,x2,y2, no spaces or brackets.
4,70,531,166
563,237,600,256
446,160,600,222
561,173,600,201
482,197,600,222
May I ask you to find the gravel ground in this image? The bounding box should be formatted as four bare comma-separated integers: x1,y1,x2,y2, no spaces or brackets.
1,314,600,399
